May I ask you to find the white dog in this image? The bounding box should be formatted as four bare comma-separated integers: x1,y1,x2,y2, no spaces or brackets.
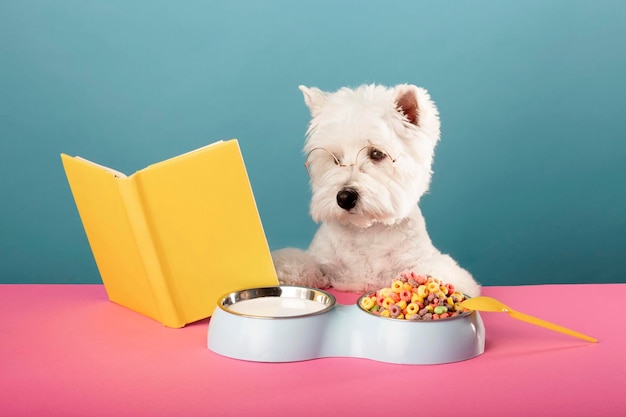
272,84,480,297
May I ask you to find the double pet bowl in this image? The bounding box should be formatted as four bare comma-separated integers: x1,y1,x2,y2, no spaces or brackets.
207,286,485,365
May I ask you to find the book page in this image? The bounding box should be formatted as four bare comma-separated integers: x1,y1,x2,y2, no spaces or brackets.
141,140,225,173
74,157,127,178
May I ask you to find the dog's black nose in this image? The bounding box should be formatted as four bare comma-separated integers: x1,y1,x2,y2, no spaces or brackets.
337,188,358,210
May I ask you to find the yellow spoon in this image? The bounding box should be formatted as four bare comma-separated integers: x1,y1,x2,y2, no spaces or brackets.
460,296,597,343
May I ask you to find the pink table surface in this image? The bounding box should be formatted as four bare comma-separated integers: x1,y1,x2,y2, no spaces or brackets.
1,283,625,417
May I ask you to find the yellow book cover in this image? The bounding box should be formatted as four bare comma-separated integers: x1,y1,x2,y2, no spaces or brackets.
61,139,278,328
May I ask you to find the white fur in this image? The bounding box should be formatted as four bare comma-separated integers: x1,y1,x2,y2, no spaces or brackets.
272,84,480,297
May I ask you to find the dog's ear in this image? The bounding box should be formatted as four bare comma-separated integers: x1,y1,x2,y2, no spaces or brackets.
299,85,328,117
395,86,419,126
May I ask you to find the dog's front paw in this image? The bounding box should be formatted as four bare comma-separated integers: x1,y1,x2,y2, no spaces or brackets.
271,248,330,289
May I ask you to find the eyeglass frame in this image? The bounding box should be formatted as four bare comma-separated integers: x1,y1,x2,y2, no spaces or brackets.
304,145,398,181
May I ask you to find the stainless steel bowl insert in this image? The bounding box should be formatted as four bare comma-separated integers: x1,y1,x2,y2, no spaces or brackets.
218,286,336,319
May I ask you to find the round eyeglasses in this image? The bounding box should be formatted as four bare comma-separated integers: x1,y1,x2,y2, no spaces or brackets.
304,146,398,184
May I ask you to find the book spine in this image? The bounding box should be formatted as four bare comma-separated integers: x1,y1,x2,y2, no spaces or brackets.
116,178,185,328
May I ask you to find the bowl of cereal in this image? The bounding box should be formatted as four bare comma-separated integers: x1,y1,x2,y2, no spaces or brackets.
346,273,485,364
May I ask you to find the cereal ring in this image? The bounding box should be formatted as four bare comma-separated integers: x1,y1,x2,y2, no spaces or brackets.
427,282,439,293
360,296,376,310
380,287,392,297
406,303,419,315
388,304,401,317
417,285,429,298
410,293,423,304
376,294,386,306
434,306,448,315
382,297,395,309
391,280,404,293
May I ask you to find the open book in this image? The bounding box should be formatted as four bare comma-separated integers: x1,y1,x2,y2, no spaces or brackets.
61,139,278,328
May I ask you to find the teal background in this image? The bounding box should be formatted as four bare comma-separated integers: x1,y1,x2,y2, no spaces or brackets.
1,0,625,286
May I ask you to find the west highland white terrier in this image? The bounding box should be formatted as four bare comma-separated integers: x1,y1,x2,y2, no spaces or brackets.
272,84,480,297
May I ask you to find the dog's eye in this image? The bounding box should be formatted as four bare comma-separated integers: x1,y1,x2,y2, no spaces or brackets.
369,148,387,161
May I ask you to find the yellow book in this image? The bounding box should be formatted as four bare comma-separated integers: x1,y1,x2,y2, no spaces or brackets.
61,139,278,328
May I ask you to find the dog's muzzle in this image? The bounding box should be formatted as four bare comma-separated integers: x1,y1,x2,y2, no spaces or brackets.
337,188,358,210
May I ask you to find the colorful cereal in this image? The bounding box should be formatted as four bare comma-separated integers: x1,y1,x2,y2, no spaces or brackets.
359,272,470,321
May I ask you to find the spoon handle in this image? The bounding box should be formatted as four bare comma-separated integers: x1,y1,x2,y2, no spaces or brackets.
507,310,597,343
